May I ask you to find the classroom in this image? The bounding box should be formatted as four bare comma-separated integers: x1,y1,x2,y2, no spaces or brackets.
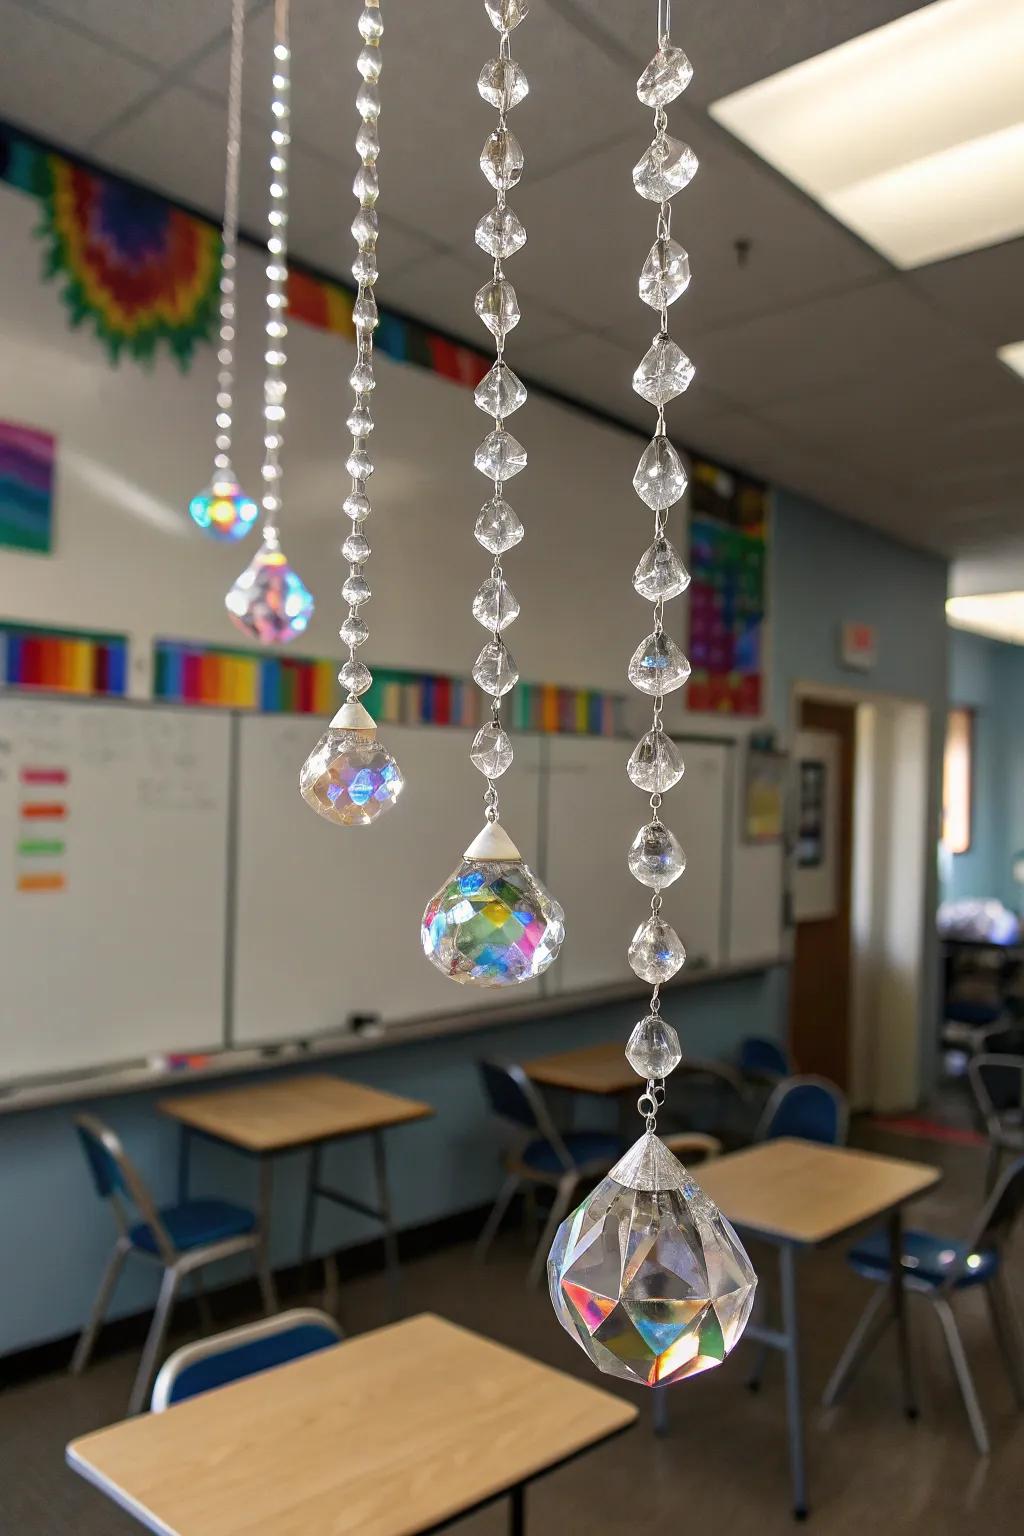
0,1,1022,1532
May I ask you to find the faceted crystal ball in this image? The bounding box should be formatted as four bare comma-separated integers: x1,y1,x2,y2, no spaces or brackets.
421,859,564,986
549,1133,756,1387
225,535,314,644
299,729,403,826
189,475,259,542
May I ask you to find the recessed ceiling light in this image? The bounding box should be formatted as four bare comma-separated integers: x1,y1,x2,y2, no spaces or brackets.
946,592,1024,644
998,340,1024,378
710,0,1024,269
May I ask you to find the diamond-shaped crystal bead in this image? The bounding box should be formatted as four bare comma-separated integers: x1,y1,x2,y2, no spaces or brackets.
634,537,690,601
633,135,699,201
485,0,528,32
342,532,370,564
350,362,375,394
475,497,524,554
628,820,686,889
340,614,369,648
628,916,686,982
343,572,371,606
628,632,691,696
636,43,694,106
300,729,403,827
225,536,314,644
628,729,684,792
634,437,687,511
475,278,521,339
189,475,259,542
353,294,379,333
633,336,695,406
355,122,380,165
357,45,382,82
356,81,380,120
473,639,519,697
346,405,374,437
352,250,378,286
358,6,383,43
475,429,526,481
548,1132,756,1387
476,205,527,258
422,856,564,987
353,165,379,207
640,238,691,309
344,491,371,522
475,361,527,418
470,720,514,778
472,576,520,631
352,209,379,249
346,447,374,482
625,1017,683,1079
481,128,524,191
339,658,372,696
478,57,529,111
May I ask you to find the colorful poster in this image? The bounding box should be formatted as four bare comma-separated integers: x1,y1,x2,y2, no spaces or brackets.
686,459,767,716
0,422,55,553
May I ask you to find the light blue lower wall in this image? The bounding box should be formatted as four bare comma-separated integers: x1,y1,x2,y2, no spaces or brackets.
0,967,784,1356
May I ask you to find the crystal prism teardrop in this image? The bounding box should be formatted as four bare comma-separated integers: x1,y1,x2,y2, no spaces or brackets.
627,729,684,792
636,43,694,107
625,1016,683,1079
476,205,527,259
422,854,564,986
472,576,520,631
633,135,699,201
478,57,529,111
475,497,525,554
474,277,521,339
474,361,528,418
475,429,527,481
633,437,688,511
628,916,686,982
470,720,514,778
300,729,403,827
628,632,691,696
548,1131,756,1386
480,128,524,192
189,474,259,543
634,537,690,602
639,238,691,309
225,534,314,644
628,820,686,889
473,640,519,697
633,336,695,406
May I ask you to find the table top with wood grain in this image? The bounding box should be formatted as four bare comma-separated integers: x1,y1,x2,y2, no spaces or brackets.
158,1072,432,1152
66,1314,638,1536
523,1040,740,1097
696,1137,941,1247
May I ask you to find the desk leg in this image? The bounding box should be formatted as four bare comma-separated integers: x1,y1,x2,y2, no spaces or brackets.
177,1127,192,1204
256,1157,278,1316
509,1485,525,1536
779,1245,808,1520
301,1145,323,1296
373,1129,401,1318
652,1387,670,1437
889,1208,918,1420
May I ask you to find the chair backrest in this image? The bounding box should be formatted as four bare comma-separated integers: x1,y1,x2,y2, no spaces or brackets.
738,1036,792,1081
756,1075,849,1146
477,1060,571,1166
151,1309,343,1412
968,1154,1024,1255
74,1114,174,1259
969,1054,1024,1125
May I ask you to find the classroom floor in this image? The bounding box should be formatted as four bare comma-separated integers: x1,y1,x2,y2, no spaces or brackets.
4,1124,1023,1536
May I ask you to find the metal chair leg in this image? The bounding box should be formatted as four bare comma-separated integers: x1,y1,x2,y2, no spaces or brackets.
129,1266,181,1416
528,1174,576,1289
984,1141,1003,1196
255,1236,278,1317
823,1286,892,1408
986,1271,1024,1408
934,1297,990,1455
191,1272,214,1333
475,1173,522,1263
70,1239,129,1376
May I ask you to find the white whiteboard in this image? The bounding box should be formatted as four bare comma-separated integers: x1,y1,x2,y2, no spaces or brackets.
0,698,230,1079
231,719,544,1044
543,735,729,994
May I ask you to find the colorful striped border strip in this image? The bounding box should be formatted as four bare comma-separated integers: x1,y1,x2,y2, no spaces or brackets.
153,639,626,736
1,621,128,696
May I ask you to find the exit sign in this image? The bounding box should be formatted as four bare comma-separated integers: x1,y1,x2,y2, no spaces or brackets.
840,622,877,671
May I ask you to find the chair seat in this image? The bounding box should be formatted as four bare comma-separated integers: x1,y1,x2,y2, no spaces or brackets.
131,1198,256,1255
521,1130,624,1176
848,1228,998,1290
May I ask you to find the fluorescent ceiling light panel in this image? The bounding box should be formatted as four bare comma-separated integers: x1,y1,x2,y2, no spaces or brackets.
946,592,1024,643
998,340,1024,377
710,0,1024,268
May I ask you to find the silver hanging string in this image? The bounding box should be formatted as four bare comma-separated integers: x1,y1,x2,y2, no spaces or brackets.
260,0,291,542
213,0,246,480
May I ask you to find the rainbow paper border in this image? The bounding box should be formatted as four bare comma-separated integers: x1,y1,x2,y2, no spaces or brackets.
1,622,128,696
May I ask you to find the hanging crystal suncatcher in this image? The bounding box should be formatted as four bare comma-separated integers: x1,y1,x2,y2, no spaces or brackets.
299,0,403,826
421,0,563,987
190,0,258,542
226,0,314,643
548,0,755,1385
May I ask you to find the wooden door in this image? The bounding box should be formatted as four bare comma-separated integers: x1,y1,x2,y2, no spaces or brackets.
789,700,856,1089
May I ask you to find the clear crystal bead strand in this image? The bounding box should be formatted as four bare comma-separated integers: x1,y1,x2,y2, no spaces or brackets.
225,0,314,644
420,0,564,989
298,0,404,827
546,0,756,1393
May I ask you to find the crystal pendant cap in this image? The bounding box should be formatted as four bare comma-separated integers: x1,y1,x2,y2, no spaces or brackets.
475,361,527,418
225,535,314,644
628,820,686,889
633,336,695,406
637,43,694,107
473,639,519,697
475,277,521,339
633,135,699,201
548,1131,756,1386
421,856,564,987
634,437,688,511
299,729,403,826
472,576,520,632
634,537,690,602
628,632,691,696
475,429,527,481
640,238,691,309
189,475,259,542
475,497,524,554
626,1016,683,1079
476,205,527,259
470,720,514,778
627,729,684,792
628,916,686,982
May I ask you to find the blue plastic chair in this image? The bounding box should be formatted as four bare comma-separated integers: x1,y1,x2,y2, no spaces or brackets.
756,1075,849,1145
738,1036,793,1084
71,1114,276,1414
475,1060,624,1286
824,1155,1024,1454
151,1308,342,1411
969,1053,1024,1191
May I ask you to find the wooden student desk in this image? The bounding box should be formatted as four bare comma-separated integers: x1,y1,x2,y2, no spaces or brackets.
657,1138,941,1519
524,1039,743,1097
159,1074,432,1305
66,1313,638,1536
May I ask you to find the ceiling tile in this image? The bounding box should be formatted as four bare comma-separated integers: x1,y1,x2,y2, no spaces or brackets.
16,0,260,70
910,237,1024,351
